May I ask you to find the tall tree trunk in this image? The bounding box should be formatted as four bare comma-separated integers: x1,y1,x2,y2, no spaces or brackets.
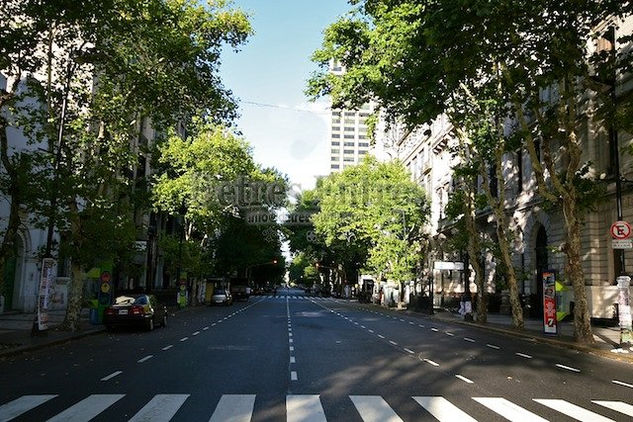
463,202,487,323
562,193,594,343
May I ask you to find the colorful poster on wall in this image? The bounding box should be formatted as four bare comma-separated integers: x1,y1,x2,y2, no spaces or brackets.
542,270,557,335
616,276,632,345
37,258,56,331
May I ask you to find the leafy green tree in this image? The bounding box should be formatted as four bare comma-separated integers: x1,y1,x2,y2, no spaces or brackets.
312,157,429,302
2,0,251,329
308,0,632,342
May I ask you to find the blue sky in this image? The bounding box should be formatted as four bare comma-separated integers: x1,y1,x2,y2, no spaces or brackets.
220,0,352,191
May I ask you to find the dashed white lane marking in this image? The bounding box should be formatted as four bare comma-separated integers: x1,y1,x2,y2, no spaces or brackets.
389,340,398,346
192,331,200,336
404,348,415,354
290,346,294,351
137,355,153,363
289,339,294,343
290,356,296,363
162,345,173,351
418,324,425,328
289,333,293,337
409,321,415,325
445,332,454,336
486,344,500,350
612,379,633,389
202,326,209,331
463,337,475,343
555,364,580,373
291,371,298,381
455,375,474,384
180,337,189,342
399,319,405,322
516,352,532,359
368,329,375,333
361,325,366,329
377,334,385,339
423,359,440,367
211,323,217,326
431,328,439,332
100,371,122,381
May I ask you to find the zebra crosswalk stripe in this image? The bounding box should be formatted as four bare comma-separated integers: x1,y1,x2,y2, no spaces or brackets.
533,399,615,422
209,394,255,422
413,396,477,422
473,397,547,422
0,395,57,421
129,394,189,422
46,394,124,422
286,395,327,422
350,395,403,422
592,400,633,417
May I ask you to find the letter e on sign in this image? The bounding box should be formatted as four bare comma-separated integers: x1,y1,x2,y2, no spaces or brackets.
611,221,632,240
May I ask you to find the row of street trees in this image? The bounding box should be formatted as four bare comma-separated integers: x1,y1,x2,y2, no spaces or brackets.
307,0,633,343
1,1,284,330
287,157,428,301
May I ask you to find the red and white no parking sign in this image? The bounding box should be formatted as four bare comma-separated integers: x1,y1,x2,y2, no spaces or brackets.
611,221,632,239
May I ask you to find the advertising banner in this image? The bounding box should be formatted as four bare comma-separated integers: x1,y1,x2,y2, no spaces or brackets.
542,270,557,335
37,258,56,331
617,276,632,345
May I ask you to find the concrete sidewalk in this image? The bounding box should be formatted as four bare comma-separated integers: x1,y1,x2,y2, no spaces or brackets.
428,308,633,363
0,309,103,358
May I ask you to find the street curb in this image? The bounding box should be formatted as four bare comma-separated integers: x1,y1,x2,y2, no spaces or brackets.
0,328,105,359
356,302,633,365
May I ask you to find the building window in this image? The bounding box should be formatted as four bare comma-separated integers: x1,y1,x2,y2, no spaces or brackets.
359,142,369,147
359,150,367,155
343,135,355,139
332,118,341,124
332,126,340,132
343,157,354,162
344,149,354,154
331,149,340,154
332,141,340,146
344,142,355,146
331,164,340,169
358,135,367,140
344,127,355,132
332,134,340,138
344,112,356,117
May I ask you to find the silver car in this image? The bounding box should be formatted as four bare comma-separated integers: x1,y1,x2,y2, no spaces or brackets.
210,288,233,306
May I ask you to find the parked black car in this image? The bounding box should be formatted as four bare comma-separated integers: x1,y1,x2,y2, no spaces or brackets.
104,294,167,331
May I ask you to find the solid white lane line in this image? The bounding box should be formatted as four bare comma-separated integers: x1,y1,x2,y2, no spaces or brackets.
592,400,633,417
162,345,173,351
291,371,298,381
414,396,476,422
389,340,398,346
286,395,327,422
534,399,615,422
455,375,474,384
209,394,256,422
100,371,122,381
404,348,415,354
290,356,296,363
377,334,385,339
555,364,580,373
46,394,124,422
192,331,200,336
516,352,532,359
463,337,475,343
423,359,440,367
180,337,189,342
137,355,153,363
350,395,403,422
0,395,57,421
612,379,633,389
474,397,547,422
129,394,189,422
486,344,500,350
